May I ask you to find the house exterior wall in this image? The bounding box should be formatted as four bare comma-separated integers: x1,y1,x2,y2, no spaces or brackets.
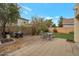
17,19,28,26
74,18,79,42
62,18,74,28
63,24,74,27
74,4,79,42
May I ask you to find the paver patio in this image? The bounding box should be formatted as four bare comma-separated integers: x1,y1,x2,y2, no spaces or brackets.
6,36,79,56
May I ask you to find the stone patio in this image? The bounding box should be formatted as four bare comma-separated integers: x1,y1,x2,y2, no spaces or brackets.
5,36,79,56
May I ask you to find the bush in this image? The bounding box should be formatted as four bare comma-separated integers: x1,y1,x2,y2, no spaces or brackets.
69,32,74,34
67,39,74,43
1,39,13,43
53,28,58,33
66,32,74,43
32,26,49,35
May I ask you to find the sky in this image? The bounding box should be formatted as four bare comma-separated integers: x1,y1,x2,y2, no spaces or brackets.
18,3,74,25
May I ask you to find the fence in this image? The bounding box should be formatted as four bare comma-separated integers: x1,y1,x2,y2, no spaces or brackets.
0,26,74,34
0,26,33,35
49,27,74,34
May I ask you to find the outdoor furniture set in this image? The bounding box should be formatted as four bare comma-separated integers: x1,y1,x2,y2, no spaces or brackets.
40,32,55,40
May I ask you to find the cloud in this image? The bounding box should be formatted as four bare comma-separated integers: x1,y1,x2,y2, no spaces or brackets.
20,5,32,12
45,16,53,19
22,11,28,15
19,8,28,17
52,16,60,26
19,4,32,16
53,16,60,19
45,16,60,20
44,16,59,26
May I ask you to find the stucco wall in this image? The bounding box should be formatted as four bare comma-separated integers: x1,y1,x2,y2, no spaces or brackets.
63,24,74,27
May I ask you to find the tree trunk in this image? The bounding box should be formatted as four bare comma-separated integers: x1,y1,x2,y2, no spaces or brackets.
2,22,6,38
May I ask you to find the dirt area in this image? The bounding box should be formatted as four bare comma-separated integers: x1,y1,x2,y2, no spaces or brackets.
0,35,41,55
0,35,79,56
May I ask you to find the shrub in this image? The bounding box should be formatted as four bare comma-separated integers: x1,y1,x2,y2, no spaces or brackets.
66,32,74,43
1,39,13,43
31,16,52,35
53,28,58,33
67,39,74,43
31,24,49,35
69,32,74,34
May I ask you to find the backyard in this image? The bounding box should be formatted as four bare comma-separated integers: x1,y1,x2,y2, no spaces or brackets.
0,32,75,56
0,3,77,56
0,35,78,56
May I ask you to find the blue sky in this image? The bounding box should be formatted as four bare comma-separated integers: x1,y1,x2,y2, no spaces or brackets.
18,3,74,25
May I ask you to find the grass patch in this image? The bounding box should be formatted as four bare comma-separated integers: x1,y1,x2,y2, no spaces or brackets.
54,33,74,40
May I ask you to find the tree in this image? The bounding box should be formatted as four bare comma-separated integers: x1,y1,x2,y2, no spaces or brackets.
0,3,20,38
45,19,53,27
52,24,56,28
31,16,50,35
58,16,63,27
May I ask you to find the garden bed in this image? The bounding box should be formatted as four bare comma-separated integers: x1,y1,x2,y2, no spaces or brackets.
0,38,15,45
1,39,14,43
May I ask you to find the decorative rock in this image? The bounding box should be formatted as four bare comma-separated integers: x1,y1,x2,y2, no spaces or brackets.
6,34,11,39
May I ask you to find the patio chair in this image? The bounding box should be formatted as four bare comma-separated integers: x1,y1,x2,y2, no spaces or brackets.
42,32,54,41
47,32,53,40
14,31,23,38
42,32,48,39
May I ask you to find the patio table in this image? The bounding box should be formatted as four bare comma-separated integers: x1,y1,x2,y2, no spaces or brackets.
42,32,53,40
